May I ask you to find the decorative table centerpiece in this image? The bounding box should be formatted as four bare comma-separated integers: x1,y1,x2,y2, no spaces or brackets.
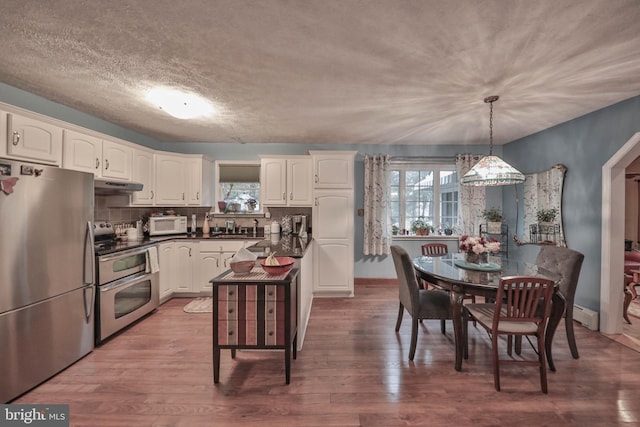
459,235,501,264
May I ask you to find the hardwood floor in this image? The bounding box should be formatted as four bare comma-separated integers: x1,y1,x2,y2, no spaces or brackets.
15,282,640,426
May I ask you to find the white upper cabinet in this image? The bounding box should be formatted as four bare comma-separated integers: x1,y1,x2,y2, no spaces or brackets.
186,156,213,206
155,153,213,206
310,151,356,189
62,129,102,175
131,147,155,205
5,112,63,165
101,139,132,180
155,154,187,205
261,156,312,206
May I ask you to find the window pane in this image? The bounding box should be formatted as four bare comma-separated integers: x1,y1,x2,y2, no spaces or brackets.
390,163,457,234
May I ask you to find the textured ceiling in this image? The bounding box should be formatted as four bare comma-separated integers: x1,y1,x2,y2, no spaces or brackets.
0,0,639,145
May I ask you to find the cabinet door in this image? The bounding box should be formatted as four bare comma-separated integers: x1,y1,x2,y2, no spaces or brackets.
62,129,102,175
102,140,132,180
174,242,195,292
313,241,353,294
198,251,222,293
7,113,63,164
131,148,155,205
313,189,354,296
158,242,174,301
288,157,313,206
313,191,353,240
312,153,354,189
261,158,287,206
155,154,186,205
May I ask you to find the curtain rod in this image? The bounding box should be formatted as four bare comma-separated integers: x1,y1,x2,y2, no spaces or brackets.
390,156,455,163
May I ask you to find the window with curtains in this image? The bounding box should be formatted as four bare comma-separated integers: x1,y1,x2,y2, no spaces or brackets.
390,162,459,233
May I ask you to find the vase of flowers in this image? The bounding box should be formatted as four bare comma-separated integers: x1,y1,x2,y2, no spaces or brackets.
459,235,501,264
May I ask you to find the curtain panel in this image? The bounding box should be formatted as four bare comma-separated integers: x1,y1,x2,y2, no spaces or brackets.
363,154,391,255
456,154,486,236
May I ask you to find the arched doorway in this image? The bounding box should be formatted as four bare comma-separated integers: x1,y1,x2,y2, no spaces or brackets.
601,132,640,334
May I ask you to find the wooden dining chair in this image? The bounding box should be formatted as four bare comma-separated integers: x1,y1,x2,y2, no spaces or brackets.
465,275,556,393
421,243,449,256
420,243,476,306
391,245,459,360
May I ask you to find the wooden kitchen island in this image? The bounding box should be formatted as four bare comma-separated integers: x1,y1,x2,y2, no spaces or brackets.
211,267,298,384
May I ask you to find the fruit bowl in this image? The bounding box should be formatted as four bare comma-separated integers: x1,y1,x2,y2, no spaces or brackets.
229,260,255,275
259,256,295,275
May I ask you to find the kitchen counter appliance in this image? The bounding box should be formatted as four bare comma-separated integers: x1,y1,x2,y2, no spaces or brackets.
94,221,159,344
149,215,187,236
0,158,95,403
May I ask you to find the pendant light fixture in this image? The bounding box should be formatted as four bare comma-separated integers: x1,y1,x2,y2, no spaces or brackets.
461,96,525,186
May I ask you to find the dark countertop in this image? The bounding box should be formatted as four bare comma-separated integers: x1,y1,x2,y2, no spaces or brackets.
245,234,312,259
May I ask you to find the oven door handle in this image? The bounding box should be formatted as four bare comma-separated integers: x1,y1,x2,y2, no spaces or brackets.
99,271,153,292
98,246,151,262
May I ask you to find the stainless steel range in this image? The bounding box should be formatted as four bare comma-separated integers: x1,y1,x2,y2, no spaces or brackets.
94,221,159,344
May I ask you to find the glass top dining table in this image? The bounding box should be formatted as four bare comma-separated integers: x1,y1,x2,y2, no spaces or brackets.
412,253,565,372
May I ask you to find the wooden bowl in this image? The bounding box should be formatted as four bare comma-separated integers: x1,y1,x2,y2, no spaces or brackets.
230,260,255,274
259,256,295,275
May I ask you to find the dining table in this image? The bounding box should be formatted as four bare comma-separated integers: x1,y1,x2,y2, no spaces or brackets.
412,252,566,372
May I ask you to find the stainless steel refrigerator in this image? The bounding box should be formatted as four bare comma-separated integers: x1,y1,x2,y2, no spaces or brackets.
0,158,95,403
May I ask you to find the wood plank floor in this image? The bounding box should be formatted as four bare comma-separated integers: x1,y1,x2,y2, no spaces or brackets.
15,282,640,426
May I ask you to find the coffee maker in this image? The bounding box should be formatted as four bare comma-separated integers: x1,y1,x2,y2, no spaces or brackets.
292,215,307,235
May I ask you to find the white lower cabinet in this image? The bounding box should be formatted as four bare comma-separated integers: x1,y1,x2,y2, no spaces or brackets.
158,241,198,297
158,242,175,302
297,241,314,350
174,241,196,293
195,240,251,294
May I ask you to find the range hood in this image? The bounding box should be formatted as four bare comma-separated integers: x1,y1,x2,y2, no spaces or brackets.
94,179,143,195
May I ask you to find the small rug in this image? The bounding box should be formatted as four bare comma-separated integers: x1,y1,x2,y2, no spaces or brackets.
183,297,213,313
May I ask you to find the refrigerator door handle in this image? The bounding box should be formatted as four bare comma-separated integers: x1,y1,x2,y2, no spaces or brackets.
84,221,95,285
83,285,95,321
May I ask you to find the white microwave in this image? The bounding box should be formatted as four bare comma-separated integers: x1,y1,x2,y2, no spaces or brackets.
149,216,188,236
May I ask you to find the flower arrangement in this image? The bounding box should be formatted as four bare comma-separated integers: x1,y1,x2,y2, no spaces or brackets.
459,235,501,255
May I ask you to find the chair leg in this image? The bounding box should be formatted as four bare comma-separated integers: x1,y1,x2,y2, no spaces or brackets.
624,289,633,325
463,309,469,360
492,332,501,392
441,319,446,334
409,318,419,361
538,333,548,393
395,303,404,332
565,312,579,359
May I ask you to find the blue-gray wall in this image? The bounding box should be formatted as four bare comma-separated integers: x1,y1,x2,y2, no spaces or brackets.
503,96,640,311
3,81,639,311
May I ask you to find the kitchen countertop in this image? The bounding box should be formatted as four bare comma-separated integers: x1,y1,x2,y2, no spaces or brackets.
98,230,311,258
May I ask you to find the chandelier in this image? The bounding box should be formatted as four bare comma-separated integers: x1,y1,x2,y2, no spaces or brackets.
461,96,525,186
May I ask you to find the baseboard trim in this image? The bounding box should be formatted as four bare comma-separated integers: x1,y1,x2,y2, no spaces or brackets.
354,278,397,286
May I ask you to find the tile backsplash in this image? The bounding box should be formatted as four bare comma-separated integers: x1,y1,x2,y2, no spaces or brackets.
95,196,312,231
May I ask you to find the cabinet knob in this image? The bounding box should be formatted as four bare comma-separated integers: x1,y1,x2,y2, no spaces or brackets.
228,308,234,314
95,158,100,169
150,190,154,199
12,131,19,146
282,192,286,200
228,331,234,336
268,331,274,336
289,192,293,200
268,309,274,314
105,159,109,170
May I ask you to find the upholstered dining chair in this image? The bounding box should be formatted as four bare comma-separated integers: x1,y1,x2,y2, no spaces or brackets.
391,245,458,361
534,246,585,359
466,275,556,393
